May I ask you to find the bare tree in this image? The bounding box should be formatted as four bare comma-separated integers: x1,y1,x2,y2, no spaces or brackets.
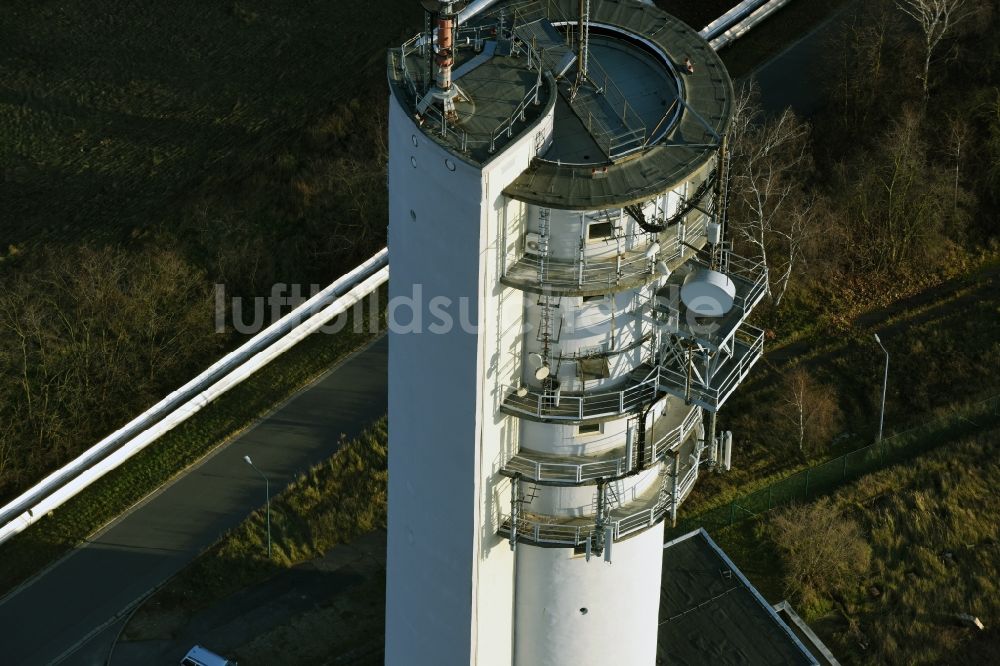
729,84,813,307
897,0,971,101
778,367,842,455
852,109,954,271
834,4,894,133
771,498,872,607
946,114,970,211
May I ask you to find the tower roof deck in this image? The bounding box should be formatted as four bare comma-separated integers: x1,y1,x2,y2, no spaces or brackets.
388,35,557,163
504,0,733,210
388,0,732,191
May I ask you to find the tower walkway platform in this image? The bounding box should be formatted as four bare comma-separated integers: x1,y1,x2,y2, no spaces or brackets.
499,436,702,547
501,321,763,422
501,400,700,485
500,215,709,297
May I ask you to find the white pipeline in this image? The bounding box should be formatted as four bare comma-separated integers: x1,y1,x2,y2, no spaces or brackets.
709,0,796,51
0,250,388,543
699,0,768,41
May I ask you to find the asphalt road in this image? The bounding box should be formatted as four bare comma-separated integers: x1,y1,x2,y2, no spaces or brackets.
0,335,388,666
745,1,858,116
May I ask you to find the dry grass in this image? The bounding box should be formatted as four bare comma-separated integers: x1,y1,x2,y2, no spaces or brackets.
715,425,1000,665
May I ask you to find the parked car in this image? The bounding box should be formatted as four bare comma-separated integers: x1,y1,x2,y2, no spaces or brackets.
180,645,237,666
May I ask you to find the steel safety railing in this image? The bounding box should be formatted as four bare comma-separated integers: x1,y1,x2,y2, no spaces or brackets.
503,322,764,421
500,459,701,546
502,210,710,293
657,323,765,412
721,251,768,312
504,247,653,292
501,363,662,421
502,404,701,484
391,28,552,157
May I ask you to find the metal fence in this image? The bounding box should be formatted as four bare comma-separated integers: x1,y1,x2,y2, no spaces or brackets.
667,394,1000,538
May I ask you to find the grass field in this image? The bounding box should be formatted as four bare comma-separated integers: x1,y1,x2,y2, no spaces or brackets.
679,253,1000,514
1,0,416,252
713,425,1000,664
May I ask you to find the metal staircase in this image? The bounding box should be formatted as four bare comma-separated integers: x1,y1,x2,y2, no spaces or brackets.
510,1,646,159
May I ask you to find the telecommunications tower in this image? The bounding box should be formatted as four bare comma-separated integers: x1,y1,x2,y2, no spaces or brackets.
385,1,766,663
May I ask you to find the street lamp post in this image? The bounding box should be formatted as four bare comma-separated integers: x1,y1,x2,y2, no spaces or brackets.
874,333,889,444
243,455,271,559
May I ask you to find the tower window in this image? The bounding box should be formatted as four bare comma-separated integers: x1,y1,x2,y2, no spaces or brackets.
577,423,602,435
587,221,615,240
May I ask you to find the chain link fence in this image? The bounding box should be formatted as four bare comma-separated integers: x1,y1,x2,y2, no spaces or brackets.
668,395,1000,537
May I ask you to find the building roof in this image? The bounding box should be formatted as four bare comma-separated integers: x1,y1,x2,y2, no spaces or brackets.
388,0,733,209
659,529,822,666
504,0,733,210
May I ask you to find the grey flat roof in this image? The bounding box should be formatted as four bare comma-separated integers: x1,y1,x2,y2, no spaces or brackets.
388,0,732,206
504,0,733,210
660,529,821,665
388,42,557,164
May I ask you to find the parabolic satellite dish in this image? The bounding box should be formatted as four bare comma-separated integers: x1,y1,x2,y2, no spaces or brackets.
680,269,736,316
534,365,551,381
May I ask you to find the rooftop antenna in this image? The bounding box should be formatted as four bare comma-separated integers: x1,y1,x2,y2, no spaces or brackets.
576,0,591,85
419,1,470,119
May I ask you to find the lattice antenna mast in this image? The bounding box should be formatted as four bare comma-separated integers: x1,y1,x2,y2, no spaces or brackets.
576,0,591,84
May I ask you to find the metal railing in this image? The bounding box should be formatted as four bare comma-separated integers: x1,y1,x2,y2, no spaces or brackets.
506,247,654,291
501,364,662,421
502,213,709,293
721,251,768,312
502,404,701,483
657,323,765,411
490,75,545,153
570,53,647,158
507,0,646,158
390,23,552,157
500,459,701,546
502,322,764,421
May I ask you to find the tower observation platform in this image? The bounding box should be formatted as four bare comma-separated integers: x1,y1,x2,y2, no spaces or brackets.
385,2,765,665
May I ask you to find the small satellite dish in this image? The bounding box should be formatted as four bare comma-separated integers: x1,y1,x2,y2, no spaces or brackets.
528,352,544,368
534,365,550,381
516,386,529,398
680,269,736,316
645,242,661,260
654,260,670,277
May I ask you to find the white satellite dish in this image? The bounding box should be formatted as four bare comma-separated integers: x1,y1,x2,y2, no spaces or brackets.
654,260,670,277
528,352,544,368
680,269,736,316
645,242,661,260
516,386,529,398
534,365,550,381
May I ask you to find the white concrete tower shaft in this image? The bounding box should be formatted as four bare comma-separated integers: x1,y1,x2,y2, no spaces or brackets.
386,2,758,664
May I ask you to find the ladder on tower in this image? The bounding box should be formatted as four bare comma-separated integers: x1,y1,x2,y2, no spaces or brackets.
537,294,560,383
630,409,647,472
710,141,733,271
657,463,675,518
536,206,551,284
509,475,539,549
